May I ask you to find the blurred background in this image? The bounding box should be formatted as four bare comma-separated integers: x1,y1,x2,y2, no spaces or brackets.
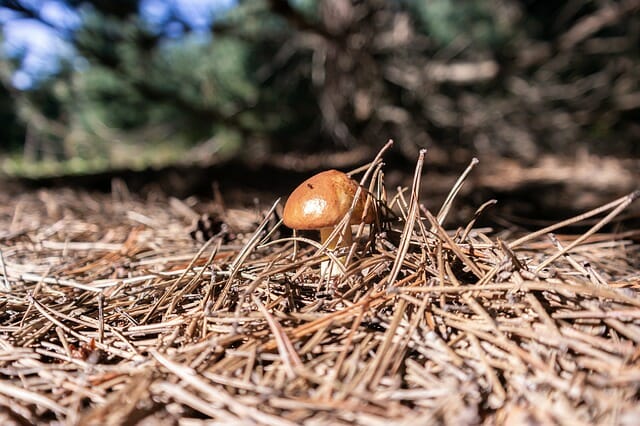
1,0,639,219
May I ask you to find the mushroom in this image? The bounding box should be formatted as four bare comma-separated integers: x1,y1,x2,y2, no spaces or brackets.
283,169,375,274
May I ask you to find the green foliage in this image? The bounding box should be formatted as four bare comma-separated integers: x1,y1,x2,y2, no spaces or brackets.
407,0,512,49
78,67,149,129
153,36,258,113
1,0,639,175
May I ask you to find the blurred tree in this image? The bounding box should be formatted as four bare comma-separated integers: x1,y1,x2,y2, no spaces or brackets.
0,74,24,153
0,0,639,172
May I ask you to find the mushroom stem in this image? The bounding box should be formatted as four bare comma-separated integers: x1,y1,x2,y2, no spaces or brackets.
320,226,353,250
320,226,353,277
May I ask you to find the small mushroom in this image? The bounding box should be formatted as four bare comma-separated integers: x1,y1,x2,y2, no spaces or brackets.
283,169,375,275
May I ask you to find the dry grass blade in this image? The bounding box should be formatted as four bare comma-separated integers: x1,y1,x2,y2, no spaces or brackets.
151,350,297,426
0,250,10,291
213,198,281,310
252,295,302,379
508,190,639,249
534,190,639,272
387,149,426,289
0,381,67,416
435,157,479,227
426,211,484,279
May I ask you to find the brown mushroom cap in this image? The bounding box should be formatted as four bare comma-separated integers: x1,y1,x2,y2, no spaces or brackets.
282,170,375,230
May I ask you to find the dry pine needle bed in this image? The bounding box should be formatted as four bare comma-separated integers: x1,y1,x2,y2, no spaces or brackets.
1,150,639,425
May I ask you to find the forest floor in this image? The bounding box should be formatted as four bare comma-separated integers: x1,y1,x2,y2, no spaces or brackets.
0,150,639,424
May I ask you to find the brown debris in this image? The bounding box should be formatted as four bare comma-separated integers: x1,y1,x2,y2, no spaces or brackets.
1,150,639,425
